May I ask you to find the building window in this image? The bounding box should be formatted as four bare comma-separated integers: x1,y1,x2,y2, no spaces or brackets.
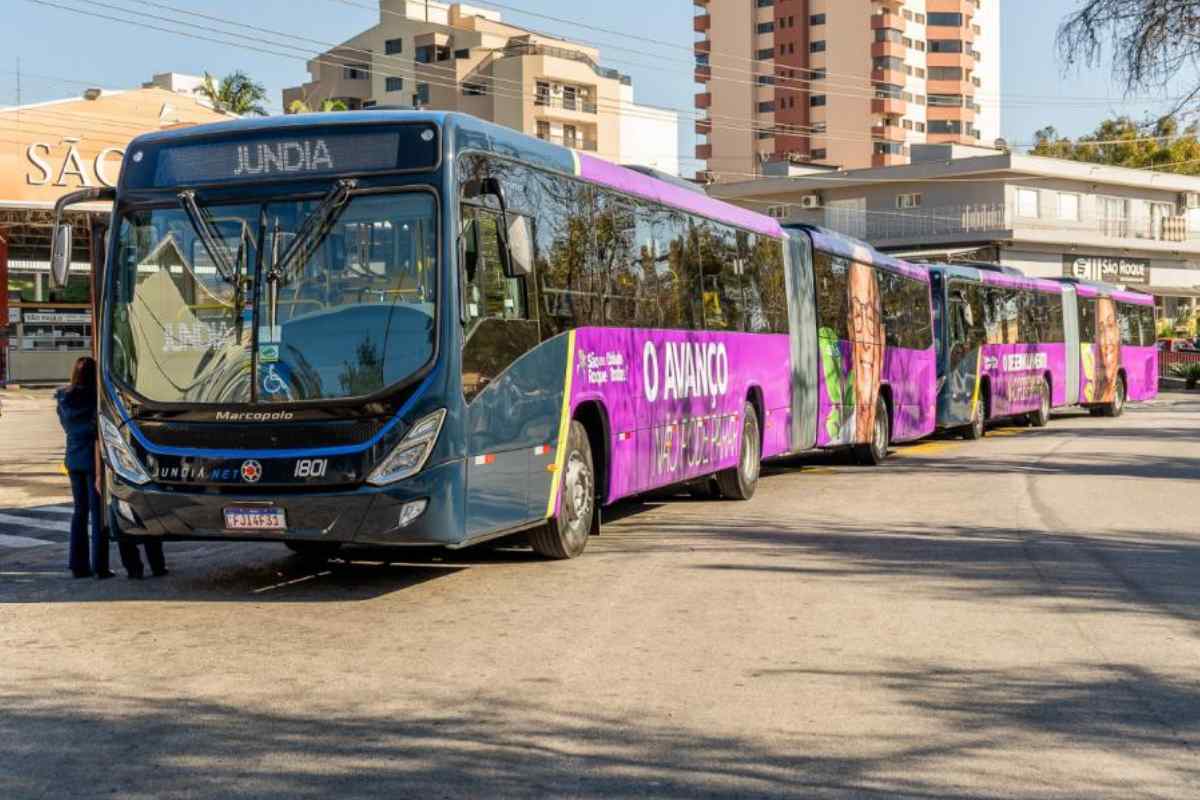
915,13,926,23
927,12,965,26
929,66,964,81
915,40,926,52
385,77,404,92
810,14,826,25
810,94,826,107
767,205,789,219
385,38,403,55
758,101,776,113
928,120,961,134
756,75,777,86
536,121,550,140
415,45,433,64
563,125,578,148
757,22,775,34
535,81,550,105
929,40,964,53
809,68,827,80
1058,192,1081,221
902,119,913,130
758,48,774,59
812,149,827,160
463,82,486,96
1016,188,1040,218
897,193,923,209
413,83,430,106
343,63,370,80
810,40,826,53
915,121,926,133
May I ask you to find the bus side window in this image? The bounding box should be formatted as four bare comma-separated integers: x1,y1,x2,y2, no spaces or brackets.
462,208,528,324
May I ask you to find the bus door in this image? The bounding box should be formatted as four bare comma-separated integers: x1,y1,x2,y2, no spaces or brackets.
460,205,541,537
1059,285,1081,405
785,234,819,451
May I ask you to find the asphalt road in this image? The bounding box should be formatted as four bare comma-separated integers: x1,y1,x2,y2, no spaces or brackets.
2,391,1199,799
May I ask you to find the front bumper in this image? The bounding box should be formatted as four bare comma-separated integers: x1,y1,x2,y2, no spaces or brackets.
108,459,466,547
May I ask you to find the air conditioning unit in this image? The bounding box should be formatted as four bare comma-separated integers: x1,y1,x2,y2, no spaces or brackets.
798,194,822,209
1179,192,1200,210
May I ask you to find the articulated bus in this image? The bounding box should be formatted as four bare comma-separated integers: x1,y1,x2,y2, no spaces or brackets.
49,111,934,560
928,263,1157,438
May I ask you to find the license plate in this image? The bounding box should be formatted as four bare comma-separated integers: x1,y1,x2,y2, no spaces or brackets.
223,507,287,531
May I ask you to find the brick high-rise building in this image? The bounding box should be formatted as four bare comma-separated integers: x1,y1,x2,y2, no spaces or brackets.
694,0,1000,181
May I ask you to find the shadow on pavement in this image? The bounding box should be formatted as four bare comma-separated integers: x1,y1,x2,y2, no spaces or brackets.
1,663,1196,799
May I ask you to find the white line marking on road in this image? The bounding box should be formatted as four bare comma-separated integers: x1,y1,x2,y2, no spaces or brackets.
0,533,55,549
0,513,71,533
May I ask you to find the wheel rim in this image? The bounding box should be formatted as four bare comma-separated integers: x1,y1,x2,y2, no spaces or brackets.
1041,386,1050,421
564,451,593,536
741,419,760,484
874,411,887,456
1117,380,1126,412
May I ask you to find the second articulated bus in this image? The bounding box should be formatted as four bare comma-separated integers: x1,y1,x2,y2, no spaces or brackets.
928,264,1157,438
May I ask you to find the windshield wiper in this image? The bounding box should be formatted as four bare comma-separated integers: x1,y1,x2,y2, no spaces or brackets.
264,179,358,331
178,190,238,285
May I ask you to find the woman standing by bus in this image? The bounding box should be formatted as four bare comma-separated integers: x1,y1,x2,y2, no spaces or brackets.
56,356,112,579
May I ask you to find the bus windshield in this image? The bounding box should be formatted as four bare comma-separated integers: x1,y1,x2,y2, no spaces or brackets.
109,190,438,404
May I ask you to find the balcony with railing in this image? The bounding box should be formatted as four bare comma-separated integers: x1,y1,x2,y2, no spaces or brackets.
503,40,631,85
808,202,1200,248
533,90,598,114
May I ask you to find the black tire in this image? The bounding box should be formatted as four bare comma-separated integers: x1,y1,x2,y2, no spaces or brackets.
688,478,719,500
1089,406,1105,417
286,541,342,562
854,397,890,466
1029,378,1051,428
716,402,761,501
1104,374,1127,418
529,420,594,559
962,398,986,440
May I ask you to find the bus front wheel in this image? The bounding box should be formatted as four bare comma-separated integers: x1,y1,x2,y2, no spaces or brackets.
1102,375,1127,418
529,420,594,559
1029,378,1051,428
963,400,986,440
716,402,760,501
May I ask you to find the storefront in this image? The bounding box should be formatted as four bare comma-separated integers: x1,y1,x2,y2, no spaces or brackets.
0,78,230,385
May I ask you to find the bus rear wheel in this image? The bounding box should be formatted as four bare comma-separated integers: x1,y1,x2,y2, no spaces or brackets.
1103,375,1127,418
1029,378,1051,428
716,402,760,501
529,420,594,559
854,397,890,466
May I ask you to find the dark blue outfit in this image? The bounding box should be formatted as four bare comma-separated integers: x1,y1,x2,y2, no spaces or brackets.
56,387,107,577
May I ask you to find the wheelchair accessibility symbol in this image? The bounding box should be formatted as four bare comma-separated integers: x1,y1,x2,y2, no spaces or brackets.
262,364,290,397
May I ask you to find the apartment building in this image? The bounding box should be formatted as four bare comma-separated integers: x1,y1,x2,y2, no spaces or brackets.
694,0,1001,180
283,0,679,175
708,144,1200,318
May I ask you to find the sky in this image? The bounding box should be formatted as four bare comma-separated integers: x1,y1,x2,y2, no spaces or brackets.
2,0,1194,172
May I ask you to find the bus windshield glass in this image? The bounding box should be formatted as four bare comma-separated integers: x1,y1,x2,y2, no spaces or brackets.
110,190,438,404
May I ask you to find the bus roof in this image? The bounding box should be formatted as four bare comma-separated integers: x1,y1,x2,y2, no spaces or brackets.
128,110,785,239
926,263,1063,295
786,224,929,282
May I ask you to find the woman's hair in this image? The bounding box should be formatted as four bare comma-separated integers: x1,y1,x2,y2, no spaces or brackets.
69,356,97,394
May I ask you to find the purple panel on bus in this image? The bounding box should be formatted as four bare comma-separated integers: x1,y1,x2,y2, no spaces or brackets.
814,340,936,448
977,343,1069,416
568,327,793,503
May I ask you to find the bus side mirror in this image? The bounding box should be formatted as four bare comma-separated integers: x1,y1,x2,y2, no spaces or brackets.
51,224,73,288
505,215,533,277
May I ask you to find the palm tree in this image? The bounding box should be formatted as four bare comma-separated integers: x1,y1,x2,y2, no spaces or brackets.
287,98,350,115
200,71,269,116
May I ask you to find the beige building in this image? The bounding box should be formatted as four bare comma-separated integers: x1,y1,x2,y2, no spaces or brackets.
283,0,679,175
1,75,232,384
694,0,1001,180
708,143,1200,322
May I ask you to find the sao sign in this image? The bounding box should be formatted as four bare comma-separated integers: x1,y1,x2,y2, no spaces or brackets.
26,137,125,189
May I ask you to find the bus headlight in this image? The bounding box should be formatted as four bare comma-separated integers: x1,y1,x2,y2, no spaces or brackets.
366,409,446,487
100,416,152,486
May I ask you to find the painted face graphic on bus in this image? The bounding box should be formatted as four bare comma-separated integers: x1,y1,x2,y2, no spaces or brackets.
1096,297,1120,403
848,261,885,444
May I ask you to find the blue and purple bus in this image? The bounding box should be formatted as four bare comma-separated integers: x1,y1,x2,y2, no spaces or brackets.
48,111,935,560
928,263,1157,438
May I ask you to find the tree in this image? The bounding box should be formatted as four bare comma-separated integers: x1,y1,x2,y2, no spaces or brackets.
1029,114,1200,174
200,71,269,117
1057,1,1200,116
287,98,350,114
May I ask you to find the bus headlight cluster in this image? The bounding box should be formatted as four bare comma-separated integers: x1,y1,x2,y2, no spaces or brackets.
99,416,151,486
366,409,446,487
